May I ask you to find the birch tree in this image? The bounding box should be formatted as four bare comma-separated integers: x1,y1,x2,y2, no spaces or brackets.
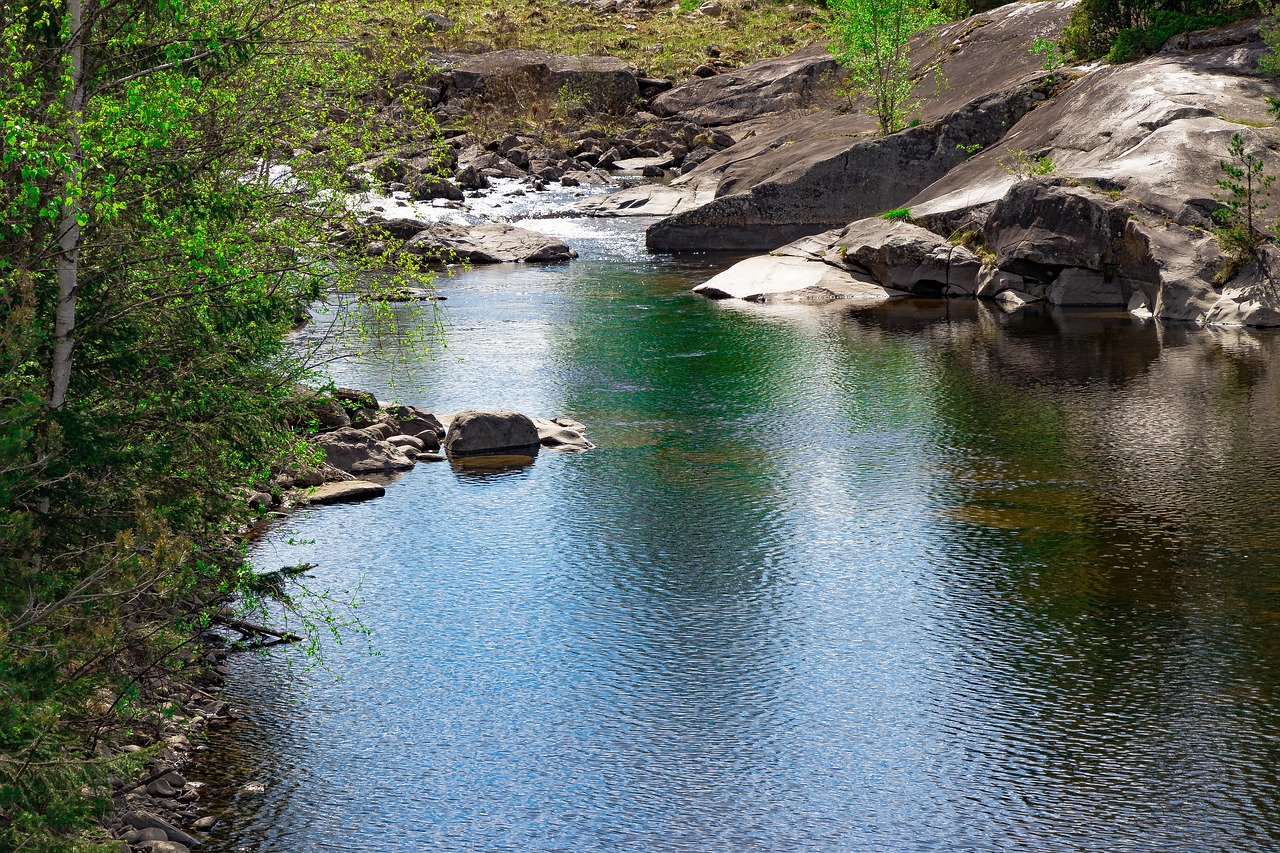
826,0,947,134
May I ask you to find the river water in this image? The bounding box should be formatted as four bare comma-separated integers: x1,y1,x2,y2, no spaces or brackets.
193,210,1280,852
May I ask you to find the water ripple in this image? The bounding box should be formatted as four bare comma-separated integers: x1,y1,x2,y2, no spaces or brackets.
194,223,1280,852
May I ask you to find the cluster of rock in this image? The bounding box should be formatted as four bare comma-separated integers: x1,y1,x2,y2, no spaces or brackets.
592,1,1280,326
346,47,748,202
102,633,240,853
244,390,595,509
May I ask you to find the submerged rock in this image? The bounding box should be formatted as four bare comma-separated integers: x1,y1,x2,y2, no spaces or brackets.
531,417,595,452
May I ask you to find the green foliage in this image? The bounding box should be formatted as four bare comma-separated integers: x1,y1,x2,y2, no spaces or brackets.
1109,9,1234,61
1212,131,1275,271
0,0,441,847
882,207,914,221
1263,1,1280,74
999,148,1056,178
422,0,823,81
825,0,949,134
1030,37,1067,70
1062,0,1246,62
956,142,983,154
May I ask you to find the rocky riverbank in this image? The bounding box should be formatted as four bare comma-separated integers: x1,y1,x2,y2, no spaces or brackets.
328,0,1280,325
242,388,595,513
95,624,244,852
96,391,592,851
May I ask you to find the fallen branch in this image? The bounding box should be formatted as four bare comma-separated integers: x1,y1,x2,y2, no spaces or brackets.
210,614,303,643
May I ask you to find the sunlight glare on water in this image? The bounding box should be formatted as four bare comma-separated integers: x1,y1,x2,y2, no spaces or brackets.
194,215,1280,853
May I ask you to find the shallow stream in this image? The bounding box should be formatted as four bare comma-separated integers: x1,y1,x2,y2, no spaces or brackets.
193,211,1280,852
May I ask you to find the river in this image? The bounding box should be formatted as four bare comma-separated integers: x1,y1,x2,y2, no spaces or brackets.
192,208,1280,852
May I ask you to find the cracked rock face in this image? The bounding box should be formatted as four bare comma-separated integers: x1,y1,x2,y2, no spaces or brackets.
580,0,1078,250
678,4,1280,326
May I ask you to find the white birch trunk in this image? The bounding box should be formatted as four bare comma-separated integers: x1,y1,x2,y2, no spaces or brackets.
49,0,86,410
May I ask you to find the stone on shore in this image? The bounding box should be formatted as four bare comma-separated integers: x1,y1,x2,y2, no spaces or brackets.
444,410,541,456
136,842,189,853
120,811,199,847
313,427,416,474
298,481,387,506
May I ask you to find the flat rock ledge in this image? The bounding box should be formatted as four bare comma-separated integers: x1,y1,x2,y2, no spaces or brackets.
367,216,577,264
693,254,904,304
297,481,386,506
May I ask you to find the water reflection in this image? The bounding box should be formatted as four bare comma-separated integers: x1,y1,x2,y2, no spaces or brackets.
193,219,1280,852
449,453,539,480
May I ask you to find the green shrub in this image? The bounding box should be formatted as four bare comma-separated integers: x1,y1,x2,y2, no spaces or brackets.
1107,10,1235,62
882,207,914,222
999,148,1056,178
1063,0,1247,62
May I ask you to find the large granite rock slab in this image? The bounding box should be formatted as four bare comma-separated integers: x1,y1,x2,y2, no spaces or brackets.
449,50,638,113
693,254,902,303
403,222,577,263
650,43,841,127
679,11,1280,326
606,0,1079,250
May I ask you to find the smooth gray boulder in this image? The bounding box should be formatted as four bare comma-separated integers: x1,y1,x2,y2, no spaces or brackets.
365,215,432,241
313,427,415,474
650,43,840,127
119,812,198,847
403,222,577,263
827,218,982,295
444,410,541,456
693,254,901,303
136,842,190,853
982,181,1143,277
389,406,446,441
